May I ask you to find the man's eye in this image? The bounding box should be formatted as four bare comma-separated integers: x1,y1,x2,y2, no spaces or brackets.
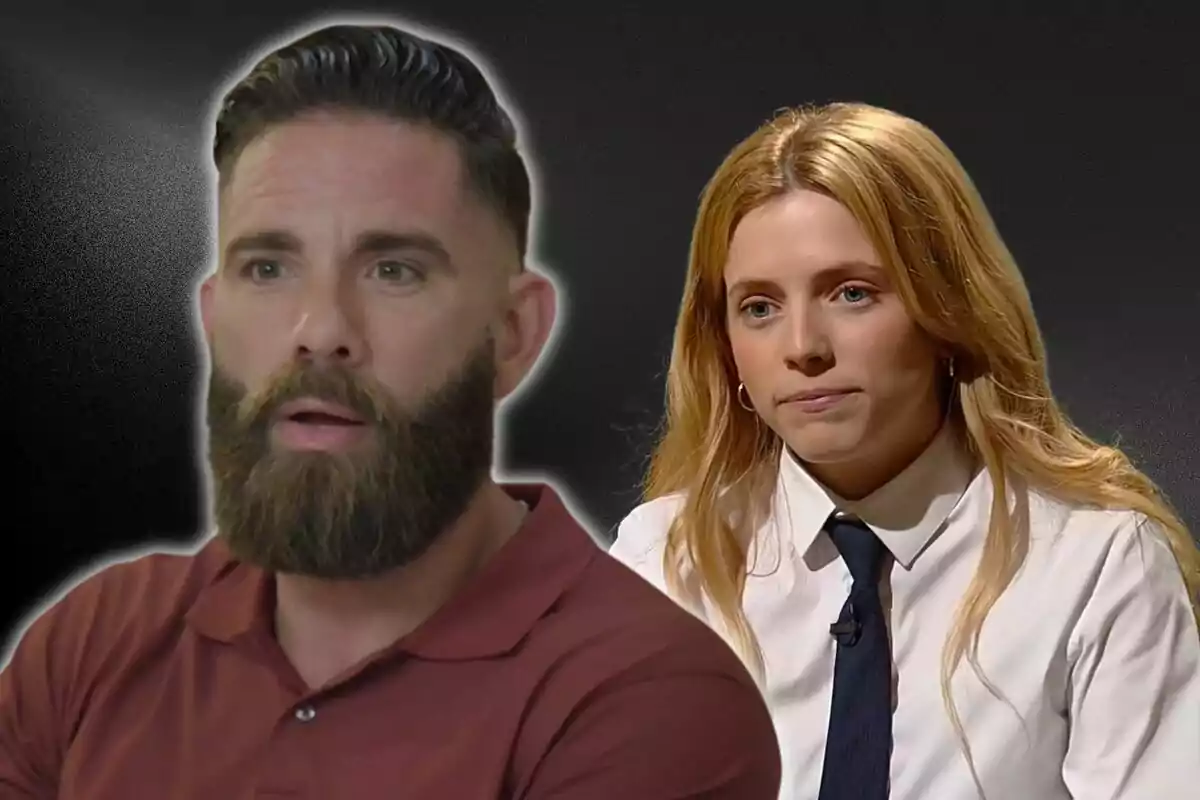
372,261,423,284
242,260,284,282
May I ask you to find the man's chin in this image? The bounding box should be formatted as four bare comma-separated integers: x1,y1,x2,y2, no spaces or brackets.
236,549,418,582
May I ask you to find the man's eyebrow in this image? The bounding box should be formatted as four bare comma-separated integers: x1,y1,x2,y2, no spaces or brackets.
351,230,451,265
221,229,453,267
223,230,302,261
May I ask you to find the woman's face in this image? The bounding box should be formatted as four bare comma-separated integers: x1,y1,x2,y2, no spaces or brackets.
723,189,945,498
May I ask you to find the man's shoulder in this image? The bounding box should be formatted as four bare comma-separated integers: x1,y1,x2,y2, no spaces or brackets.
1,537,236,756
536,541,754,687
8,537,232,659
509,535,778,797
67,537,227,608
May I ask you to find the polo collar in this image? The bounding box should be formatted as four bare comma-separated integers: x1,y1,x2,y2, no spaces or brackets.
185,484,597,660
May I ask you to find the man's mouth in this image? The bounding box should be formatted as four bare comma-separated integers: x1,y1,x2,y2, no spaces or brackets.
287,410,364,426
271,400,372,452
276,398,368,426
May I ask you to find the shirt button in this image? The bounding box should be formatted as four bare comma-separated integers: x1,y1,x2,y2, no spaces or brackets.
294,705,317,723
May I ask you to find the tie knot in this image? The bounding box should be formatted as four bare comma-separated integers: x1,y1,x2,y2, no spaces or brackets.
826,513,886,586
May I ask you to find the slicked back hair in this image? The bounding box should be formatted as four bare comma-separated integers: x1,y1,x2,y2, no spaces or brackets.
214,24,531,258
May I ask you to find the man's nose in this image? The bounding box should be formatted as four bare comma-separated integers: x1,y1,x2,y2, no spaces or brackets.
290,280,367,368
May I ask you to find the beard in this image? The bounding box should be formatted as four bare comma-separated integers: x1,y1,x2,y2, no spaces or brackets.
205,339,496,580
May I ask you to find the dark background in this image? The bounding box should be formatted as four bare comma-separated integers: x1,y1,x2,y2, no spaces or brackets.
2,4,1196,640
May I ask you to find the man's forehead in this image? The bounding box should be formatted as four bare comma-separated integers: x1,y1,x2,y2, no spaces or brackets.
220,113,469,223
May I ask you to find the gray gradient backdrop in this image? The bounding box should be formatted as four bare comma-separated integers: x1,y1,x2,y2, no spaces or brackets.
1,4,1196,631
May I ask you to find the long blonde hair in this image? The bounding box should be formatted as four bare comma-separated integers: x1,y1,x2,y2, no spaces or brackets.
646,101,1200,775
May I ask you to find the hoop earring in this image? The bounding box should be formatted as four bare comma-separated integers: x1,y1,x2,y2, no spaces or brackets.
941,357,960,425
736,382,755,412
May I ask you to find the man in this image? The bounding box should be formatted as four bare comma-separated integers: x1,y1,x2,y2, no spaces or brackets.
0,21,781,799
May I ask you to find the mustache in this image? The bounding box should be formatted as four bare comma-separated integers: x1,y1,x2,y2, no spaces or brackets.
231,363,394,430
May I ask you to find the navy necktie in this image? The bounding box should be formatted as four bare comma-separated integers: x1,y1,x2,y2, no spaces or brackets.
817,512,892,800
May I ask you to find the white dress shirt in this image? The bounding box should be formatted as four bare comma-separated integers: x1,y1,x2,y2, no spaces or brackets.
609,425,1200,799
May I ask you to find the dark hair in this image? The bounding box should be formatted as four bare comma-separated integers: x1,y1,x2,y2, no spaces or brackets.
214,24,531,257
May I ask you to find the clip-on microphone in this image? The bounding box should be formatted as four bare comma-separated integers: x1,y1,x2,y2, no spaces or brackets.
829,601,863,647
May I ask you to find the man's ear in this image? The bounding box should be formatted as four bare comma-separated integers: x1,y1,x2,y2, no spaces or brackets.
493,268,557,401
198,273,217,342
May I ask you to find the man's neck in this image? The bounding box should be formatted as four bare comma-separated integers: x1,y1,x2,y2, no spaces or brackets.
272,480,527,689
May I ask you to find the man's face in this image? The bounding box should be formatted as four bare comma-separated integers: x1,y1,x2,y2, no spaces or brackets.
200,111,522,578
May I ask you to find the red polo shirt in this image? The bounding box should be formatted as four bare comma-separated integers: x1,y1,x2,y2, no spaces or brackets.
0,484,780,798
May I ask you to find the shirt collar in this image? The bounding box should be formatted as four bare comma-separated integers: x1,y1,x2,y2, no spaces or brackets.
185,483,598,660
777,423,978,569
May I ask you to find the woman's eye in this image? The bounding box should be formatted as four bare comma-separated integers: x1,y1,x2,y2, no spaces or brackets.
837,285,874,304
742,300,773,319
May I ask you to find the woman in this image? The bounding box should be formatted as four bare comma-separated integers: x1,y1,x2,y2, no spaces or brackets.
609,102,1200,800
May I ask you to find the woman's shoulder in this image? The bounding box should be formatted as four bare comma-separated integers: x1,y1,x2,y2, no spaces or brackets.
1021,484,1191,604
1025,483,1166,551
606,492,688,580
